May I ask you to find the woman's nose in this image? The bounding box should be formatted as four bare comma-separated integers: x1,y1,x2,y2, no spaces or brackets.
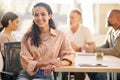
38,15,42,20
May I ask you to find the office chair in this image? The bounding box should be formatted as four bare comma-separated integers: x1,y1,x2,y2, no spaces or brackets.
1,42,55,80
1,42,22,80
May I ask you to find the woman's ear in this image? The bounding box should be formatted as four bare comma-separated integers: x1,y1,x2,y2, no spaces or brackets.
8,20,12,25
49,14,52,19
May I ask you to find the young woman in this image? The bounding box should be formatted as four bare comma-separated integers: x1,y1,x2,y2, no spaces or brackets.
0,12,19,56
17,2,75,80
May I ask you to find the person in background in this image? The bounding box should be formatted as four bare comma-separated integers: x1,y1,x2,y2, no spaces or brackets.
58,9,95,80
17,2,75,80
0,12,19,80
0,12,19,57
84,9,120,80
58,9,95,52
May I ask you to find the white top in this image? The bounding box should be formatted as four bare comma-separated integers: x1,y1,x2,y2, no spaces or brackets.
58,25,94,47
0,50,3,72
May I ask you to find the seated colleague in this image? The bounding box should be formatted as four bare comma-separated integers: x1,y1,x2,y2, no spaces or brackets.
84,9,120,80
58,9,95,80
0,12,19,57
0,12,19,80
58,9,95,52
17,2,75,80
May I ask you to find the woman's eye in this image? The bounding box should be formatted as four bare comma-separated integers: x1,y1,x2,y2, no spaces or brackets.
41,13,46,16
33,13,46,17
34,14,38,17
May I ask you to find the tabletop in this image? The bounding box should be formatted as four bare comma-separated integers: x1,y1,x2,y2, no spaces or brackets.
55,53,120,72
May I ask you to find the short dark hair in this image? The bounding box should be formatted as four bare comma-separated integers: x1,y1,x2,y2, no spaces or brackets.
71,9,82,16
111,9,120,17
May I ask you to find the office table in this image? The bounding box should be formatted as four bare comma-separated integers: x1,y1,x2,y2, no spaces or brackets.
55,53,120,80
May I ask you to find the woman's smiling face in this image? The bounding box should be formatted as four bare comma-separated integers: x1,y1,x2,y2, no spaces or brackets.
33,6,51,28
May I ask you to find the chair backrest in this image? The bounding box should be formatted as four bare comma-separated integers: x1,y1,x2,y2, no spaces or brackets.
4,42,22,77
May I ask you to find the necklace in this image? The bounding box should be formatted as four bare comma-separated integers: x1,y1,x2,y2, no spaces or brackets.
40,32,50,41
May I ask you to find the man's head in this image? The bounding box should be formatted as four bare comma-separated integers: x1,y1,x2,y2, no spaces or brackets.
107,9,120,30
68,9,82,28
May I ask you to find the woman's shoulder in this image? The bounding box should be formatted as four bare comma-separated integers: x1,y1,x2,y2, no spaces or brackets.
0,33,7,38
55,29,66,36
0,33,9,43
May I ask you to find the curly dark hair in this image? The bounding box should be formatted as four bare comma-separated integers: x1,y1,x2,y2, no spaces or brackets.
25,2,56,47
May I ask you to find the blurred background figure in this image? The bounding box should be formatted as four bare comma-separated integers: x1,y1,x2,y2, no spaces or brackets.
84,9,120,80
0,12,19,57
0,12,19,80
58,9,95,52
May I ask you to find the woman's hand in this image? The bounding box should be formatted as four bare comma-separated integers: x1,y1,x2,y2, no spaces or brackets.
43,64,55,75
49,58,61,67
